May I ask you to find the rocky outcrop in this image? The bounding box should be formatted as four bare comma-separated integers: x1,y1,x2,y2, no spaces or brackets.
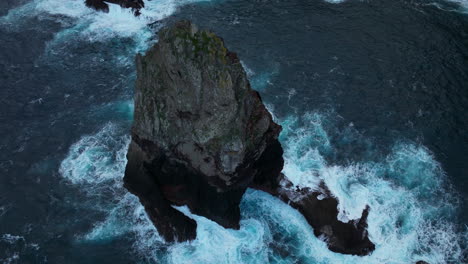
124,20,374,255
254,176,374,255
124,20,283,240
85,0,144,15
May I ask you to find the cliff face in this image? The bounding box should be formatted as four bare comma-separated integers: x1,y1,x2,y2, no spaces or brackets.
124,21,374,255
124,20,283,238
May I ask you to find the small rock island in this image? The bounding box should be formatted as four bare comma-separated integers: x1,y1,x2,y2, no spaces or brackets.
124,20,375,256
85,0,144,15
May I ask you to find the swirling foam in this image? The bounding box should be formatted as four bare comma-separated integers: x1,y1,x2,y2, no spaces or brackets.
278,112,465,263
59,110,466,263
1,0,213,58
59,122,165,258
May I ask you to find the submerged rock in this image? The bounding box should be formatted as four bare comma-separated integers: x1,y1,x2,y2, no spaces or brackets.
85,0,144,15
124,20,374,255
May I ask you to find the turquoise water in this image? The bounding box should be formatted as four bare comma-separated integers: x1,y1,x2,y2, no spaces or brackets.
1,0,467,263
55,104,465,263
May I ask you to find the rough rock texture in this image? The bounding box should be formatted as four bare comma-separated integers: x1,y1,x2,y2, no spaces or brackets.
253,176,374,255
85,0,144,15
124,20,375,255
124,20,283,240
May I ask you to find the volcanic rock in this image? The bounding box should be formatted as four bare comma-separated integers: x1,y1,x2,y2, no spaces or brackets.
124,20,375,255
85,0,144,15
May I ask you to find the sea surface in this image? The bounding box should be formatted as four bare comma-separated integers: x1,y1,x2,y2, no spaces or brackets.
0,0,467,263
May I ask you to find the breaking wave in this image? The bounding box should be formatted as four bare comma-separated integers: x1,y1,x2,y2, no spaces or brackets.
58,109,466,263
0,0,213,64
0,0,465,262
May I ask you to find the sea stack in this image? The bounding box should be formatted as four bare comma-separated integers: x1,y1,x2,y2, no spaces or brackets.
124,20,374,255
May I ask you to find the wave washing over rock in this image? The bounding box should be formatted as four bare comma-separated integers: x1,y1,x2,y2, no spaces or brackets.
0,0,213,57
53,16,466,264
2,0,467,262
124,20,374,255
58,112,466,264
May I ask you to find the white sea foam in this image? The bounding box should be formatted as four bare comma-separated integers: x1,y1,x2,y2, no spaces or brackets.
280,113,330,189
58,122,165,258
0,252,19,264
0,234,25,244
277,112,465,264
1,0,212,59
49,23,465,264
166,206,270,263
58,110,466,264
0,233,41,264
2,0,465,261
60,123,129,186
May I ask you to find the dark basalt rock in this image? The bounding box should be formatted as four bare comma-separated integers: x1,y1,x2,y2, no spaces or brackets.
124,20,375,255
85,0,144,15
125,20,282,233
253,176,374,255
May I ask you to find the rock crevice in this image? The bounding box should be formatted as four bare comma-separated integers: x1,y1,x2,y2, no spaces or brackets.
124,20,375,255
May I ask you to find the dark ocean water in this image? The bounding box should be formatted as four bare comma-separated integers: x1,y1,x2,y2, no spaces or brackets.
0,0,467,263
